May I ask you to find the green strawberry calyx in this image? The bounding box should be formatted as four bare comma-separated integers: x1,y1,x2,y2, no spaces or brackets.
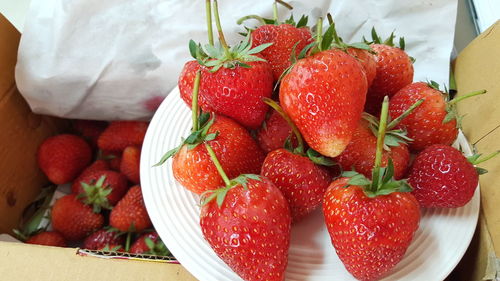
467,151,500,175
143,236,171,256
324,13,373,53
342,96,413,197
77,175,113,213
364,27,415,63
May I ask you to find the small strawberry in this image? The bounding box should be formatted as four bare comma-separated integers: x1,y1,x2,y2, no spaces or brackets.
83,229,125,250
72,170,128,209
130,232,170,256
120,146,141,184
256,108,294,153
389,81,486,151
178,0,273,129
26,231,67,247
324,97,420,281
110,185,152,232
408,145,497,208
97,121,148,152
73,120,108,148
51,194,104,241
37,134,92,184
364,29,414,115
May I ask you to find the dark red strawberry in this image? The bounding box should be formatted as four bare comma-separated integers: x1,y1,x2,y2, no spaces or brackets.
389,81,486,151
83,229,125,250
73,120,108,148
120,146,141,184
51,194,104,241
97,121,148,152
256,109,294,153
130,232,170,256
38,134,92,184
408,145,496,208
110,185,152,232
72,159,110,192
72,170,128,209
26,231,67,247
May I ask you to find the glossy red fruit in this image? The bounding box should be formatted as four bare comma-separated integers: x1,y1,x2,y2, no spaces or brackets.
72,159,110,191
389,82,457,151
120,146,141,184
200,177,291,281
130,232,160,254
51,194,104,241
252,23,313,81
72,170,128,206
38,134,92,184
73,120,108,148
261,149,332,222
178,60,273,129
97,121,149,152
83,229,125,250
347,48,377,87
323,178,420,281
335,120,410,180
280,49,367,157
408,144,478,208
365,44,413,115
256,110,294,153
110,186,152,232
26,231,67,247
173,115,265,194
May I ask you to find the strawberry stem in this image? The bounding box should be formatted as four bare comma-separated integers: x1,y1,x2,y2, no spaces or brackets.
205,0,214,46
263,98,304,153
205,143,231,187
236,15,267,25
372,96,389,190
326,13,333,25
316,17,323,48
387,99,424,130
272,1,279,22
448,89,487,105
191,70,202,132
213,0,231,59
471,151,500,165
275,0,293,10
125,232,132,252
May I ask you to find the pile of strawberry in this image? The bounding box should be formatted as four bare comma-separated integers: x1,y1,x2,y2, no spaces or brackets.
158,1,493,281
16,120,170,257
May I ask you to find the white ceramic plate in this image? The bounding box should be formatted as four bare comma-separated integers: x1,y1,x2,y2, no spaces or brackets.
140,87,480,281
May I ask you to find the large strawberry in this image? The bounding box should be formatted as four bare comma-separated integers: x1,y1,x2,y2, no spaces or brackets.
365,29,414,115
389,81,486,151
178,0,273,129
408,145,497,208
72,170,128,210
323,97,420,281
109,185,152,232
51,194,104,241
26,231,67,247
83,229,125,250
37,134,92,184
280,22,368,157
97,121,148,152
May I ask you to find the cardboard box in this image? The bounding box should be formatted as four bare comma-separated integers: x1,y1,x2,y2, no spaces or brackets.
0,9,499,281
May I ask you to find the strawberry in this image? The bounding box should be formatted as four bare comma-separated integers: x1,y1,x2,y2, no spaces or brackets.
256,109,294,153
110,185,152,232
51,194,104,241
280,23,367,157
408,145,497,208
83,229,125,250
324,97,420,281
73,120,108,148
72,159,110,191
37,134,92,184
120,146,141,184
97,121,148,152
26,231,67,247
72,170,128,209
347,47,377,87
130,232,170,256
389,81,486,151
365,29,414,115
100,244,125,252
178,0,273,129
108,155,122,171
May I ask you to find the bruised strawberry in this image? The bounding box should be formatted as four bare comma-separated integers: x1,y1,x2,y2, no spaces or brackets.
110,186,152,232
83,229,125,250
120,146,141,184
26,231,67,247
97,121,148,152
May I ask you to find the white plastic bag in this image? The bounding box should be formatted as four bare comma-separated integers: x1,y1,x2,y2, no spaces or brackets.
15,0,457,120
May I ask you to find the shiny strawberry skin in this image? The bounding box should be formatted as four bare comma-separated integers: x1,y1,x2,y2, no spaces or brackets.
256,110,294,153
335,120,410,180
252,24,313,81
120,146,141,184
172,115,265,194
72,170,128,206
97,121,149,152
26,231,67,247
347,48,377,87
365,44,414,115
408,144,478,208
110,185,152,232
51,194,104,241
280,49,368,157
179,60,273,129
261,149,332,222
83,229,125,250
389,82,458,151
323,178,420,281
200,177,291,281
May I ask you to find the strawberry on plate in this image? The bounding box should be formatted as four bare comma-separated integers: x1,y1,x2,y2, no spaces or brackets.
26,231,67,247
110,185,152,232
256,107,294,154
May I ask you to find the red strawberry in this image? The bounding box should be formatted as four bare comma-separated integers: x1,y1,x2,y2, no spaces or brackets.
110,185,152,232
72,159,110,190
130,232,170,256
200,176,291,281
407,144,492,208
83,229,125,250
323,177,420,281
389,82,486,151
26,231,67,247
97,121,148,152
280,48,367,157
256,109,294,153
347,48,377,87
37,134,92,184
51,194,104,241
120,146,141,184
108,155,122,171
72,170,128,207
73,120,108,148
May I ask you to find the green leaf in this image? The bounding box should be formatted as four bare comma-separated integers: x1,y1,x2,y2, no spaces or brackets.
382,159,395,183
321,23,336,51
298,42,316,59
399,37,405,50
145,237,156,250
216,188,230,207
200,192,217,206
204,133,218,142
371,27,381,44
189,40,198,59
198,112,210,127
203,44,222,58
442,110,456,124
476,167,488,175
296,15,309,28
348,174,371,186
384,134,402,147
243,174,261,181
236,62,251,68
307,148,335,166
184,130,202,144
342,171,359,178
348,42,373,51
154,145,181,166
186,143,200,150
247,43,273,55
